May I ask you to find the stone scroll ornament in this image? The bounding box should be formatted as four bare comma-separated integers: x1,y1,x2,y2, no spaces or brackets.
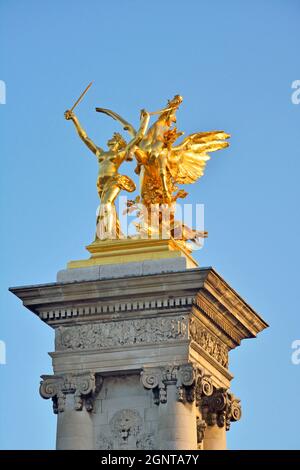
141,363,241,446
39,372,103,413
141,363,213,405
200,387,242,431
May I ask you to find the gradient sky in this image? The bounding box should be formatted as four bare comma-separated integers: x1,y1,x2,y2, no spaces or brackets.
1,0,299,449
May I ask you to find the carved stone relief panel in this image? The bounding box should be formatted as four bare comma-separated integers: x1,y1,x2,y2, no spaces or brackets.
55,315,188,351
96,409,155,450
189,317,229,368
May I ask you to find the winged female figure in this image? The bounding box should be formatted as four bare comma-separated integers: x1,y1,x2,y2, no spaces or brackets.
96,95,230,244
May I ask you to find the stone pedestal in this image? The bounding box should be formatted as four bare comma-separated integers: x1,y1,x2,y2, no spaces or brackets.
10,259,267,450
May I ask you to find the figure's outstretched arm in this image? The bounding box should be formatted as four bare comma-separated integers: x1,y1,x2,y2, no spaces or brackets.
128,109,150,148
122,109,150,163
95,108,137,138
64,110,102,155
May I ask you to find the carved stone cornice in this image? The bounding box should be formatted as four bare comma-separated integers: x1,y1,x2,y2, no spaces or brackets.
200,387,242,431
10,267,268,351
192,295,242,346
141,363,213,405
204,270,267,338
39,296,194,323
39,371,102,413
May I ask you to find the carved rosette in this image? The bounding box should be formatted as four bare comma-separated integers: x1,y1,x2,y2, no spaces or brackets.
141,363,213,405
200,387,242,430
39,372,103,414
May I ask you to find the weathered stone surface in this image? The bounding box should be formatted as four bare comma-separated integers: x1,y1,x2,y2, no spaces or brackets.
189,317,229,368
56,266,101,283
10,268,268,348
94,375,156,450
55,315,188,351
9,265,267,450
57,257,188,283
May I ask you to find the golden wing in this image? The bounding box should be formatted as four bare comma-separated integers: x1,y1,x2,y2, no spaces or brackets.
168,131,230,184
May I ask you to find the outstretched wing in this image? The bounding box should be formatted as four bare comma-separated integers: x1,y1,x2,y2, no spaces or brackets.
95,107,137,137
168,131,230,184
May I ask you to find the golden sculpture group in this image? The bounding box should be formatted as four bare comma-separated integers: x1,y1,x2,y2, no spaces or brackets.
65,85,230,248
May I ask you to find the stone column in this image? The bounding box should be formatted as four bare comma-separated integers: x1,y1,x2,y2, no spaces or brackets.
141,363,214,450
40,372,102,450
55,395,94,450
157,382,197,450
203,424,227,450
10,265,266,450
201,388,242,450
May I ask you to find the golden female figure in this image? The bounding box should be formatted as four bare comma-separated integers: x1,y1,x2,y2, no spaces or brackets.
97,95,230,245
64,109,149,239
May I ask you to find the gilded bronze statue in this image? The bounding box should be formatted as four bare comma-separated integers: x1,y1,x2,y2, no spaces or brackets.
96,95,230,244
64,87,149,239
65,85,230,245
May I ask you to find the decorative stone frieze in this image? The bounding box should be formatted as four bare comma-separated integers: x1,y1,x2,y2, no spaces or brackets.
54,315,229,370
189,317,229,368
40,371,102,414
55,315,188,351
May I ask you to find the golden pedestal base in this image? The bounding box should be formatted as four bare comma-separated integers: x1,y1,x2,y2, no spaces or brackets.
67,238,198,269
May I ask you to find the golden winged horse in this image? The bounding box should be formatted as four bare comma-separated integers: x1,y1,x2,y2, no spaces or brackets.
96,95,230,244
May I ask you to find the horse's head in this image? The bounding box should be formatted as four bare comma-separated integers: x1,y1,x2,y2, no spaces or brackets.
158,95,183,126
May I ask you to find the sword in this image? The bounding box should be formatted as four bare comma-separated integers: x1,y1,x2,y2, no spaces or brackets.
69,81,93,112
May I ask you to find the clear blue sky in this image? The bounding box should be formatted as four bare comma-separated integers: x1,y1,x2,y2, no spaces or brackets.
1,0,299,450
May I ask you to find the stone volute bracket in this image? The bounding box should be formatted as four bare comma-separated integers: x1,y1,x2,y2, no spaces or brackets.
141,363,213,405
39,371,103,414
200,387,242,431
141,363,242,434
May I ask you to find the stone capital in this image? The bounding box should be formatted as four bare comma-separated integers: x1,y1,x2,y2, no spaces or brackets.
141,363,213,405
200,387,242,430
39,371,103,414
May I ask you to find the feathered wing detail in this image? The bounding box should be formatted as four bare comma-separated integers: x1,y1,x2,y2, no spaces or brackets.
168,131,230,184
